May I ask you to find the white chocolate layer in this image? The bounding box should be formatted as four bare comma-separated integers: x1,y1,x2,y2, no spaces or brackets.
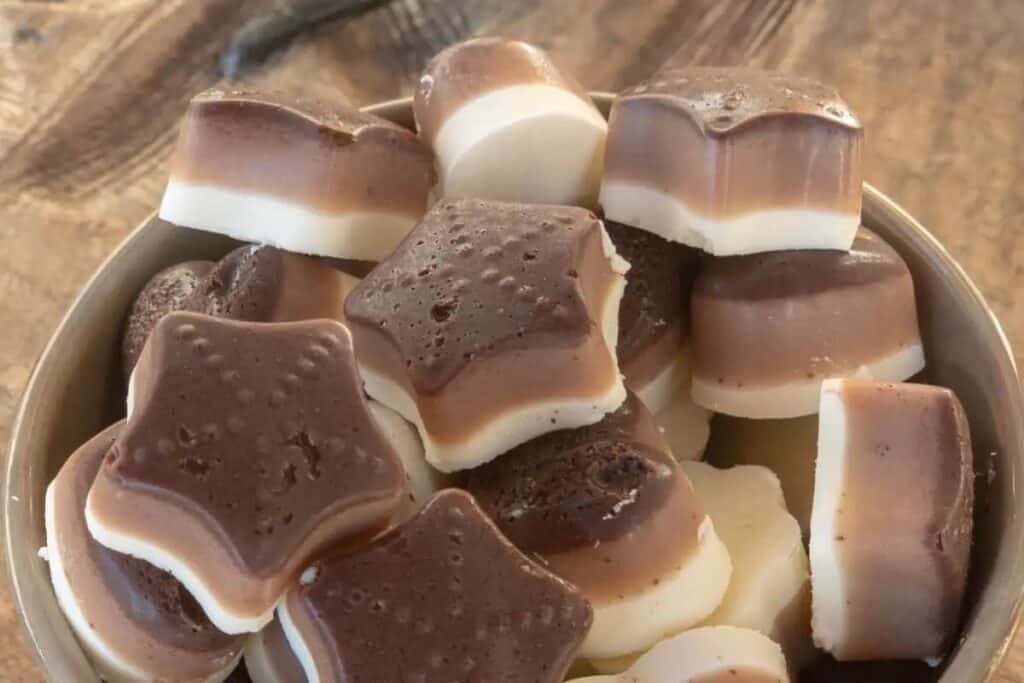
632,347,690,415
435,84,607,206
600,180,859,256
159,180,417,261
579,517,732,660
574,626,789,683
692,342,926,419
685,462,813,670
651,351,712,462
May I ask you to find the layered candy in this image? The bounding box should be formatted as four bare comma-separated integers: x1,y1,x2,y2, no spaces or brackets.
244,619,304,683
159,89,435,260
44,422,244,682
123,245,360,377
706,415,818,535
684,462,813,671
87,313,406,634
571,626,790,683
277,489,592,682
600,67,862,256
691,228,925,418
414,37,607,206
467,393,731,660
811,379,974,661
345,199,629,471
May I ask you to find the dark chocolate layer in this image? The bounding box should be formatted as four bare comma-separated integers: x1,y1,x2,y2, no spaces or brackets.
467,393,674,553
123,245,349,378
122,261,213,378
623,67,860,135
346,199,600,394
102,313,404,576
286,489,592,682
607,220,697,372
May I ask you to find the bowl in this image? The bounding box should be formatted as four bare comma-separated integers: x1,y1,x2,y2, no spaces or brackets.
4,95,1023,683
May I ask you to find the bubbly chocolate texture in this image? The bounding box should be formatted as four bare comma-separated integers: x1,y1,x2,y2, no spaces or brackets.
467,393,705,602
692,228,920,386
92,313,404,618
346,198,605,394
122,245,352,378
467,392,675,554
50,422,242,676
607,220,697,376
604,66,862,219
414,36,591,145
171,88,435,215
283,490,592,682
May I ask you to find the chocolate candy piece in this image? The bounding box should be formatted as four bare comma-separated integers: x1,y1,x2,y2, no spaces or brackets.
607,220,698,413
467,393,731,660
160,88,435,260
600,67,862,256
244,618,304,683
573,626,790,683
278,489,592,682
122,245,360,378
691,227,925,418
683,462,813,671
87,313,405,634
345,198,629,471
415,37,607,206
44,422,244,682
811,379,973,661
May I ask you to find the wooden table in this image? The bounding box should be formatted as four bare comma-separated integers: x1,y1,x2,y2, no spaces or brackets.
1,1,1022,680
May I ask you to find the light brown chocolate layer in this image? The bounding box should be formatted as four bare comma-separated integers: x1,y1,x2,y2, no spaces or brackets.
831,380,973,660
467,393,704,603
50,422,243,679
345,199,622,446
282,490,592,682
692,228,920,386
414,36,593,145
170,88,434,215
604,67,862,217
90,313,404,624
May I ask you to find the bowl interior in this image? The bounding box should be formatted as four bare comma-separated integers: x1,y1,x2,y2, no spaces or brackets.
4,97,1023,683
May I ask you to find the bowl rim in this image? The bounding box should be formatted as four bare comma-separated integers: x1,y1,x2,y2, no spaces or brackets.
4,94,1023,682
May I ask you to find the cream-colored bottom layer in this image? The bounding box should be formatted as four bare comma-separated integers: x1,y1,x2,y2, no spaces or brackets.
600,180,859,256
655,384,713,462
577,626,790,683
159,180,417,261
632,347,690,415
809,382,848,657
46,483,241,683
692,343,926,419
435,84,607,206
579,517,732,660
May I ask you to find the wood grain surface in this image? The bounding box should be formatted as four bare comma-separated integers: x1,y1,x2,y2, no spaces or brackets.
1,1,1022,680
